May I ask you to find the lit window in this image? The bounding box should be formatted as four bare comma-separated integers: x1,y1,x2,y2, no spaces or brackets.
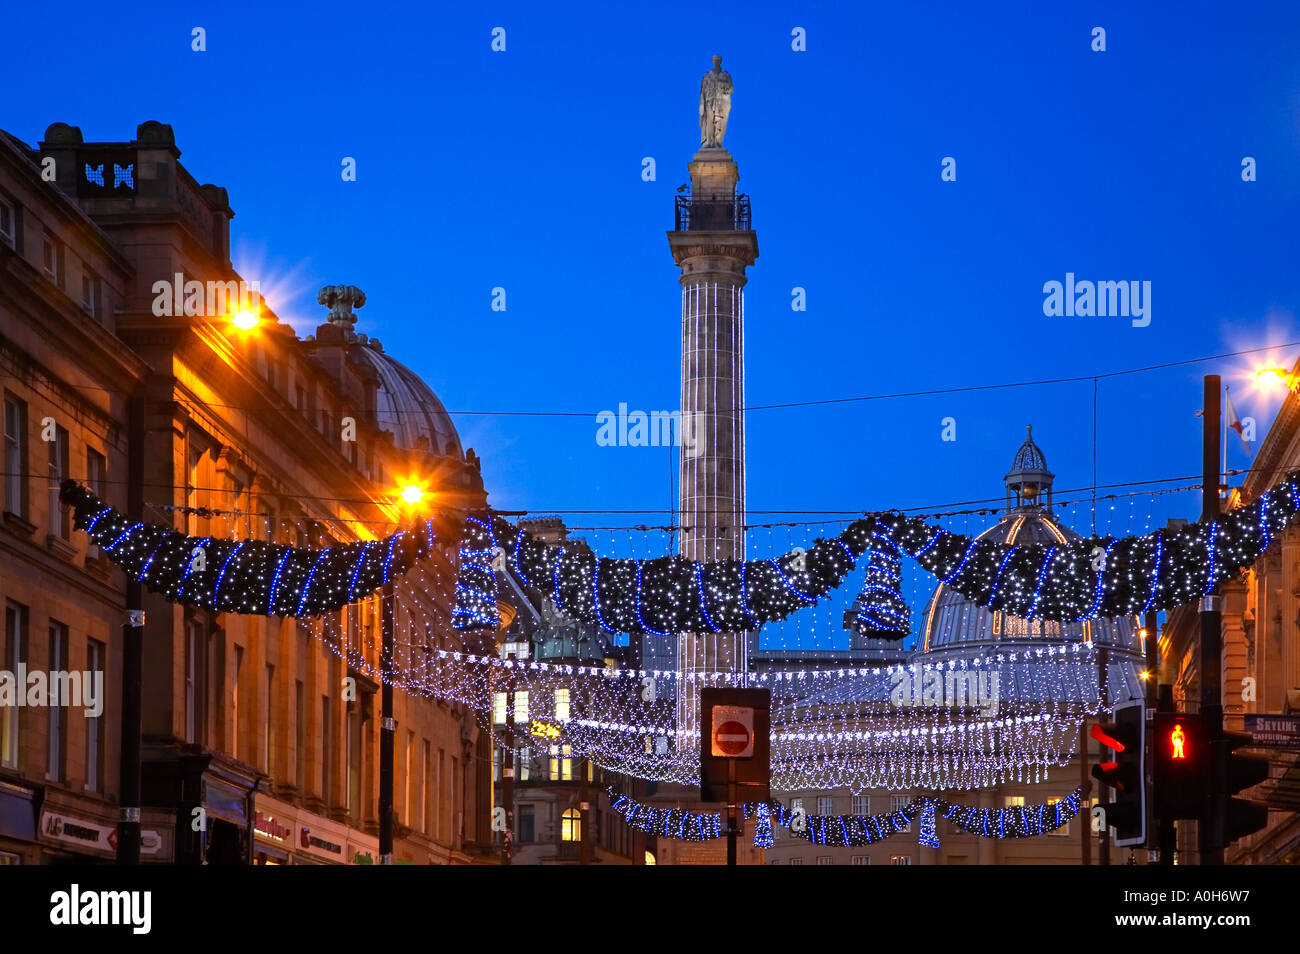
561,808,582,842
644,851,656,865
554,687,570,722
492,692,507,725
518,746,530,782
513,690,529,723
1046,798,1071,836
890,855,912,865
549,744,572,781
1005,796,1025,809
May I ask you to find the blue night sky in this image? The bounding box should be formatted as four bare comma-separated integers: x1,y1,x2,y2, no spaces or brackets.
7,1,1300,649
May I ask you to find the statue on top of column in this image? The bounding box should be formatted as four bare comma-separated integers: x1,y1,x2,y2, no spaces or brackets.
699,55,733,149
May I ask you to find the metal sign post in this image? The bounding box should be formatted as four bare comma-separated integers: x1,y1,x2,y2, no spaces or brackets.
700,688,771,866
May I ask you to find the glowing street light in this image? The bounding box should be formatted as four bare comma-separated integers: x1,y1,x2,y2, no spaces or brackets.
1256,367,1294,392
231,309,260,331
399,484,425,505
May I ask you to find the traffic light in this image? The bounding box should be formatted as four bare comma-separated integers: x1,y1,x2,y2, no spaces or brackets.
1215,731,1269,844
1152,712,1205,820
1090,700,1146,846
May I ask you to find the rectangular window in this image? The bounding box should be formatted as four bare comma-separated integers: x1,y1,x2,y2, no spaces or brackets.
554,687,570,722
891,855,912,865
185,622,199,743
81,271,96,316
3,396,27,518
549,744,572,781
518,746,530,782
437,748,447,842
422,740,432,835
295,680,305,790
85,449,106,558
346,702,362,821
41,232,59,282
1004,796,1026,809
789,857,804,866
851,855,871,865
46,621,68,781
513,690,529,724
47,423,69,538
186,444,203,535
85,639,105,792
231,644,243,758
891,794,912,832
817,796,834,816
492,692,507,725
263,664,275,774
404,730,415,826
518,804,535,844
321,696,332,805
817,855,833,865
0,196,15,248
852,795,870,816
2,603,28,768
1046,798,1071,836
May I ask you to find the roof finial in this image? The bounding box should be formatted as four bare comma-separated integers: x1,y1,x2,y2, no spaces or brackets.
318,284,366,329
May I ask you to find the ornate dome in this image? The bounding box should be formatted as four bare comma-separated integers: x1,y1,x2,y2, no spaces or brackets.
354,343,463,459
919,429,1144,676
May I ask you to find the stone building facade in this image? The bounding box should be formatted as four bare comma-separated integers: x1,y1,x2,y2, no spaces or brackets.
0,122,494,864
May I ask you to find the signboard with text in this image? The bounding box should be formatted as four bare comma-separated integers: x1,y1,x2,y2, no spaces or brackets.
1245,714,1300,749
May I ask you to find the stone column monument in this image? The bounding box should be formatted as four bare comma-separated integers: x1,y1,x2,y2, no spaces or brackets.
667,55,759,748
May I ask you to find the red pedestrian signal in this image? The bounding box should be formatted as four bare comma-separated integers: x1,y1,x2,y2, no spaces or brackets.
1170,723,1186,759
1152,713,1204,820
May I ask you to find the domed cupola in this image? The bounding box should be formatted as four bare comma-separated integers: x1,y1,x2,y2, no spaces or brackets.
1004,425,1054,512
916,429,1144,696
315,285,464,460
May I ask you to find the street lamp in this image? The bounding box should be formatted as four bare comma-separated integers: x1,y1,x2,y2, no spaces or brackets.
399,484,425,505
230,309,260,331
1256,367,1295,392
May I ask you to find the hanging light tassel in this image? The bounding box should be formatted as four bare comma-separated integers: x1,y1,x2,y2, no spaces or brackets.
918,800,940,848
846,532,910,641
753,801,774,848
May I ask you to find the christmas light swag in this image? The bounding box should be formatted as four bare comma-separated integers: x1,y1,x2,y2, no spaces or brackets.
607,787,1084,848
59,481,458,617
63,468,1300,628
455,471,1300,634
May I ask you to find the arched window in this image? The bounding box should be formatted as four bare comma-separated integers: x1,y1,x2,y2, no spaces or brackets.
561,808,582,842
644,850,656,865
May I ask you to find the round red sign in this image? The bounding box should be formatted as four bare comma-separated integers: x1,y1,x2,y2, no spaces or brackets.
715,720,751,756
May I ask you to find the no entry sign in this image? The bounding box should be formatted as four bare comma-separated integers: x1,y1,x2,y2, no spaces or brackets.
699,688,770,804
711,705,754,757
